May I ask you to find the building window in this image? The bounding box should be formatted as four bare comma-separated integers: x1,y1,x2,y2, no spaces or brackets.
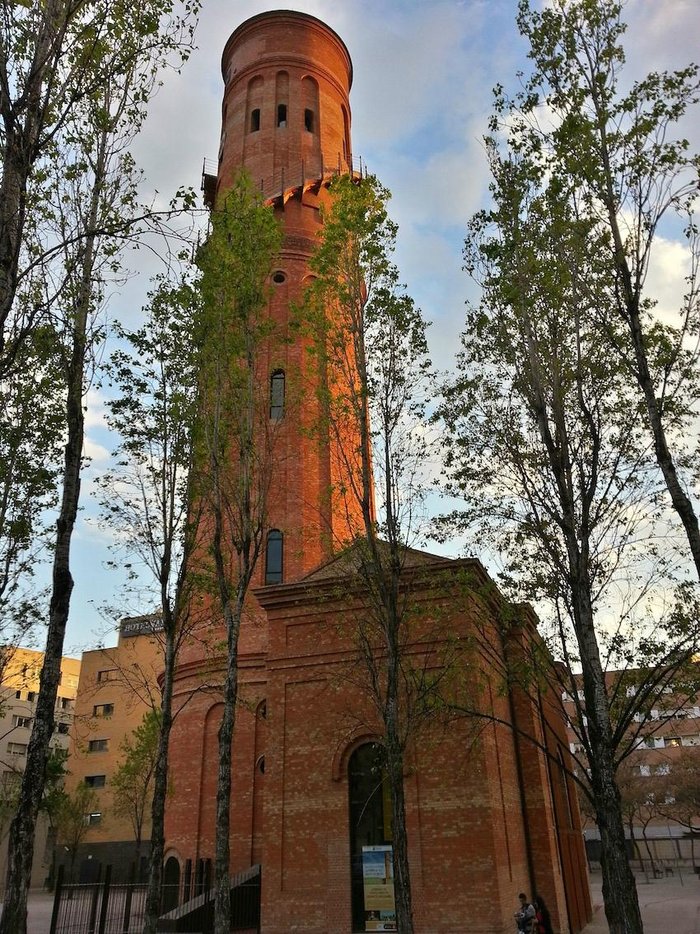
277,103,287,127
250,108,260,132
93,704,114,717
97,670,117,683
27,692,35,703
85,775,106,788
304,108,314,132
272,270,286,284
12,715,32,730
85,812,102,825
88,739,109,753
665,737,681,747
56,722,69,735
348,743,391,931
60,697,70,710
265,530,283,584
270,370,285,420
14,690,20,699
7,743,27,756
2,771,20,790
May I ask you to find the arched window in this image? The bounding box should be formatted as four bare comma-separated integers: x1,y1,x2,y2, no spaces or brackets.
302,76,319,135
270,370,285,420
348,743,392,931
246,75,263,134
265,530,283,584
276,71,289,129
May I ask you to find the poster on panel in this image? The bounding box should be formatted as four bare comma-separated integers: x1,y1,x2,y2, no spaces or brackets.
362,845,396,931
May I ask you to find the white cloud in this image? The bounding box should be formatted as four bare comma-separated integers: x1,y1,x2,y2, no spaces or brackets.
645,235,694,328
83,386,108,430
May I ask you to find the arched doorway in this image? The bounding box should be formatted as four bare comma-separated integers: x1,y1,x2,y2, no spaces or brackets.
162,856,181,914
348,743,394,932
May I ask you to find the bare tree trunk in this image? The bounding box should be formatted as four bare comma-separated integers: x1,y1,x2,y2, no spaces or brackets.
385,716,413,934
143,630,176,934
575,575,642,934
213,591,244,934
641,825,656,876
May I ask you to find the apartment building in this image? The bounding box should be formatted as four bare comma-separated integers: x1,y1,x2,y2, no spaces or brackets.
0,647,80,889
563,669,700,867
58,615,162,883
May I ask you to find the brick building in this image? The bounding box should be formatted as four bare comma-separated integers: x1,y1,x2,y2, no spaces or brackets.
0,647,80,889
163,11,592,933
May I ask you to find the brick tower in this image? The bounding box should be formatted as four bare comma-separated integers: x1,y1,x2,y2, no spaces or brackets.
206,9,362,583
164,3,365,899
162,13,591,934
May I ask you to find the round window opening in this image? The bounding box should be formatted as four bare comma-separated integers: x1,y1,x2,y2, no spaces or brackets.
257,756,265,774
272,271,286,284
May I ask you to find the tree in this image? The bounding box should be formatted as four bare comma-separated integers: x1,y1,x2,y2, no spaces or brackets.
615,756,661,878
111,711,160,870
657,748,700,868
55,782,98,884
1,6,199,930
0,0,199,375
0,332,63,648
438,133,700,932
101,273,204,934
437,3,700,930
305,174,436,934
509,0,700,579
194,175,282,934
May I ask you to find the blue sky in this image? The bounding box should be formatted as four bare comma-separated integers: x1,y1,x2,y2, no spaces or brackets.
61,0,700,653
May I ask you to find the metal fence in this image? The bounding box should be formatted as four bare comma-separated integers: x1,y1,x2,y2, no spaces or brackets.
49,863,261,934
49,865,179,934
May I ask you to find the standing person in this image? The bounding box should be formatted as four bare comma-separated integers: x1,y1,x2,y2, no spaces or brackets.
515,892,536,932
534,895,554,934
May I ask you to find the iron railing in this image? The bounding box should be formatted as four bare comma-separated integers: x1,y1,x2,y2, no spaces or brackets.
202,154,367,207
49,862,261,934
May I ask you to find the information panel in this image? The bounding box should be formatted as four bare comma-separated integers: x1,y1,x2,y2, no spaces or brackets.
361,845,396,932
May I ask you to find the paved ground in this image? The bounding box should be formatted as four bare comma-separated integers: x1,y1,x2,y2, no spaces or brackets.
19,872,700,932
18,892,53,933
582,869,700,934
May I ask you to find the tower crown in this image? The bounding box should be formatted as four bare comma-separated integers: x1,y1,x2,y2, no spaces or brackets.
216,10,354,204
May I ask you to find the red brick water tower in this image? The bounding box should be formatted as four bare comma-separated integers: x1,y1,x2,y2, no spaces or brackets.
164,4,369,902
163,13,592,934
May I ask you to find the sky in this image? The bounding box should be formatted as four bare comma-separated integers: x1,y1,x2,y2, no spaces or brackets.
61,0,700,654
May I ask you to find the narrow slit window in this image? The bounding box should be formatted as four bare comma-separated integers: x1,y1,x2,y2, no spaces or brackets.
277,104,287,127
250,108,260,132
265,530,283,585
304,109,314,132
270,370,285,420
